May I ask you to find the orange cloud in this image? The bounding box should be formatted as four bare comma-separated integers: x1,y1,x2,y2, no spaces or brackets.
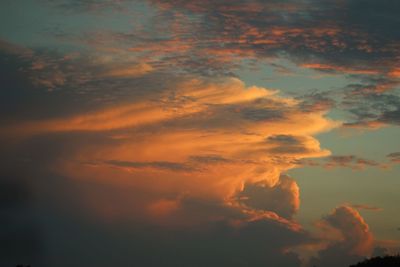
319,205,374,256
301,63,380,76
4,77,338,228
388,68,400,78
102,62,153,78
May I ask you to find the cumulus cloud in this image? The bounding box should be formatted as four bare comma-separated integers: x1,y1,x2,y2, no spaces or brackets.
236,175,300,219
0,46,338,265
1,1,397,264
324,206,374,254
309,205,374,267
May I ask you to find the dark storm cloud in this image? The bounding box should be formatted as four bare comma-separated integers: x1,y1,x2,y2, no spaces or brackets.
0,129,311,267
28,198,308,267
236,175,299,219
0,160,45,266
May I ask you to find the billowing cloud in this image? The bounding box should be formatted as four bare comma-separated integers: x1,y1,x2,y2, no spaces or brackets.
309,205,374,267
16,77,335,209
0,46,338,265
236,175,300,219
1,1,398,265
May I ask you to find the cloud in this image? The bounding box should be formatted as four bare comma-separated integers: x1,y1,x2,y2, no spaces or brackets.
102,62,153,78
324,155,385,170
21,0,400,130
0,172,45,266
350,204,383,212
300,155,388,170
387,152,400,163
0,47,338,264
309,205,374,267
42,0,128,13
0,39,33,57
38,0,400,130
0,1,398,266
236,175,300,219
0,132,311,267
41,0,399,84
136,0,400,77
323,205,374,254
31,77,335,216
103,159,196,172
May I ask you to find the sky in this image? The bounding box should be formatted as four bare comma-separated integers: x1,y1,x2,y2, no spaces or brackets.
0,0,400,266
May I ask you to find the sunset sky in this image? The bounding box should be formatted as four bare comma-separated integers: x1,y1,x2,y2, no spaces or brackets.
1,1,400,266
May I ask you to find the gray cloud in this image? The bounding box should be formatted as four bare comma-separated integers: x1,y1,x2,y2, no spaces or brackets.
387,152,400,163
236,175,299,219
300,154,387,170
104,159,196,172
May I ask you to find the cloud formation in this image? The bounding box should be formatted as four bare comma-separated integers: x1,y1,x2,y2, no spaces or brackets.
16,77,335,208
387,152,400,163
310,205,374,267
41,0,400,129
0,43,339,265
1,1,399,266
299,155,388,170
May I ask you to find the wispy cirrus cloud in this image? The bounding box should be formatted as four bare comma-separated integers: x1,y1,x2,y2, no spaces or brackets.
350,204,383,212
299,155,389,170
40,0,400,129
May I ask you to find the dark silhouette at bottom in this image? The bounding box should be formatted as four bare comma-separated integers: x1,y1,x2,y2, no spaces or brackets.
13,255,400,267
349,255,400,267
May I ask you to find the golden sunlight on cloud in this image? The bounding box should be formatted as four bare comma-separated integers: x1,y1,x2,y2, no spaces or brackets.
302,205,375,267
103,62,153,78
5,77,338,226
323,205,374,256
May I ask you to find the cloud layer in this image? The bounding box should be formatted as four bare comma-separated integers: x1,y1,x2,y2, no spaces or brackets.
1,0,399,266
0,41,338,266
